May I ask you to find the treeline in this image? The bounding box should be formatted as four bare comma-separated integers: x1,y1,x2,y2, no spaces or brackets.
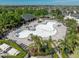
0,7,48,38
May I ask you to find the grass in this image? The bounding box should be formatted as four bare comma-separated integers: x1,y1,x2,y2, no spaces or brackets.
0,39,27,58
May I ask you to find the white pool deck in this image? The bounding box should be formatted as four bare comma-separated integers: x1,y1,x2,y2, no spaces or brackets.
7,20,67,46
18,22,57,38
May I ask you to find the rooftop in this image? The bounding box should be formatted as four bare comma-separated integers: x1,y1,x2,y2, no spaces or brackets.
0,43,20,56
21,14,36,21
0,43,10,52
7,48,20,56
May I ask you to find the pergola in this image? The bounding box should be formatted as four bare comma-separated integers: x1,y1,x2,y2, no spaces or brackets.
21,14,36,23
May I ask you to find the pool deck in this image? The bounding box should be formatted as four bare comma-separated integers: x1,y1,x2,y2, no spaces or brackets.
7,19,67,46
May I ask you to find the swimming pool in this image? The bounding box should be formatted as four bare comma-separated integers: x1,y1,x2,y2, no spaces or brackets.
18,21,57,38
0,0,79,5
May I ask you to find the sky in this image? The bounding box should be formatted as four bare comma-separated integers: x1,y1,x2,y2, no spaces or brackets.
0,0,79,5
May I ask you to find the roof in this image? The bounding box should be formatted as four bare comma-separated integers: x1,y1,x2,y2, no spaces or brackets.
71,14,79,19
0,43,10,51
21,14,36,21
7,48,20,56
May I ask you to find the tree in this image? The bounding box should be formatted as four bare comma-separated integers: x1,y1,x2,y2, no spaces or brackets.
59,19,78,55
30,35,53,56
34,9,48,17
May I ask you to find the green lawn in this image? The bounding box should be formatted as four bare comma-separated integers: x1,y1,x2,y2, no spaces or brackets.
0,39,27,58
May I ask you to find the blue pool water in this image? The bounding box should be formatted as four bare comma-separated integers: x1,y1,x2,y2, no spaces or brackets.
0,0,79,5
